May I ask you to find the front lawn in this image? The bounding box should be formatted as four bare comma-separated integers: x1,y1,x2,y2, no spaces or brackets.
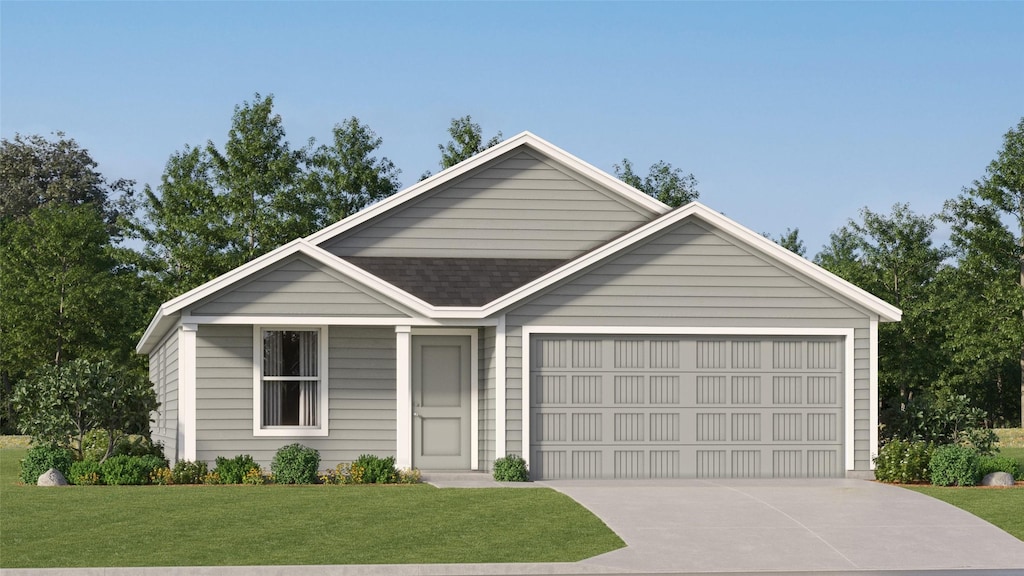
905,485,1024,540
0,448,624,568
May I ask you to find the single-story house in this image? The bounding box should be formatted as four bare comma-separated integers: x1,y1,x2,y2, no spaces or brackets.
137,132,900,479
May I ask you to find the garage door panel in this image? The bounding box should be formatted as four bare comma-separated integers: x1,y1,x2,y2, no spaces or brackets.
531,335,845,479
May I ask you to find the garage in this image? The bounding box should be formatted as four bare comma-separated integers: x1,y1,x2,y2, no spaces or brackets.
529,334,845,479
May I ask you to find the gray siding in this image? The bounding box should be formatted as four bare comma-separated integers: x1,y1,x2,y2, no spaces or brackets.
149,329,178,461
506,220,874,470
191,256,410,318
321,150,658,259
479,326,496,470
194,325,397,467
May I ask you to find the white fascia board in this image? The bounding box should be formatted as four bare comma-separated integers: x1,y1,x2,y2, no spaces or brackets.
478,202,902,322
303,131,669,247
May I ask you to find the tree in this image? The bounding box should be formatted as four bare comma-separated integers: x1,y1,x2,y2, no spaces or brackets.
0,132,134,233
208,93,308,265
815,204,948,438
775,227,807,257
941,118,1024,425
614,158,699,207
304,117,402,227
422,115,502,179
12,359,157,461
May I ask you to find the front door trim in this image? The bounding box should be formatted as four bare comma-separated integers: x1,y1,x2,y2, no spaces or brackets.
406,328,478,470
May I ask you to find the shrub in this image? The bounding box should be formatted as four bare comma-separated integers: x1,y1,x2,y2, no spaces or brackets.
101,454,167,485
202,471,222,485
69,459,103,485
930,444,982,486
271,444,320,484
979,454,1021,478
171,459,208,485
398,468,422,484
20,444,74,485
213,454,258,484
150,466,173,485
493,454,530,482
873,439,933,483
350,454,398,484
242,466,266,485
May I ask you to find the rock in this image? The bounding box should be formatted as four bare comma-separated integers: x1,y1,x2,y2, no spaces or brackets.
981,471,1014,487
37,467,68,486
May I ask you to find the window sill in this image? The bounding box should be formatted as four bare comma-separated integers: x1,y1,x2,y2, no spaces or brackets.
252,426,329,438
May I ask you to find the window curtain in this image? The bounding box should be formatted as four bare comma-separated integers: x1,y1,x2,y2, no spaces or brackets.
263,330,318,427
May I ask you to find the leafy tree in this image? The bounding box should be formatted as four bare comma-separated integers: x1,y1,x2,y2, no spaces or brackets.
614,158,699,208
815,204,948,436
12,359,158,461
775,227,807,257
421,115,502,179
0,132,134,230
941,117,1024,425
304,117,402,227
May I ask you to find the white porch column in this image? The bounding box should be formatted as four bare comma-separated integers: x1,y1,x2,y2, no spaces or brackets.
395,326,412,469
178,323,198,462
495,317,507,460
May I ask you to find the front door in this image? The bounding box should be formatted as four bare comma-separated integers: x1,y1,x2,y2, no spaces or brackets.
412,335,471,469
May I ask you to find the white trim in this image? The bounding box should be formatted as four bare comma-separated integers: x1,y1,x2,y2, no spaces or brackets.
522,325,859,473
251,326,330,437
178,324,197,462
479,204,902,322
395,326,412,469
180,314,500,328
410,328,480,470
495,317,507,461
869,317,880,469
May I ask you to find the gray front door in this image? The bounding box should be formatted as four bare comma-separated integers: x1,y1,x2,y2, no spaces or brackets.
412,335,471,469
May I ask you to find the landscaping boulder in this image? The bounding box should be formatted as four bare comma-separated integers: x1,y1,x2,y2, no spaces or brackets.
37,467,68,486
981,471,1014,487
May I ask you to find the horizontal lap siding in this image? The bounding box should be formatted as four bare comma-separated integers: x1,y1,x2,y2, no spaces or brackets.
506,220,874,471
322,151,656,259
149,330,178,461
195,325,397,467
191,256,409,317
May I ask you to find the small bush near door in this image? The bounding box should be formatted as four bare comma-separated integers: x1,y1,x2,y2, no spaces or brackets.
493,454,529,482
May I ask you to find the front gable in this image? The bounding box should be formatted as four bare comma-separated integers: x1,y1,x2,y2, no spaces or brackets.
319,147,661,260
188,254,413,318
506,218,876,325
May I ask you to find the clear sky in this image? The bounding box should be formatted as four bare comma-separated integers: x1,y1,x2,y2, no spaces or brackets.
2,1,1022,254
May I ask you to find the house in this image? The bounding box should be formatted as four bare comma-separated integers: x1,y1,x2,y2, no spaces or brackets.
137,132,900,479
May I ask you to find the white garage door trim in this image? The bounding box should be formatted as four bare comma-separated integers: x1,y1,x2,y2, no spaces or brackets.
522,326,860,474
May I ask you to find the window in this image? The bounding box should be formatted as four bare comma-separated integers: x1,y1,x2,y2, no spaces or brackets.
254,328,328,436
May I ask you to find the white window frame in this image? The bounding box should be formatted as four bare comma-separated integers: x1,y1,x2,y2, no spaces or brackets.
253,326,329,437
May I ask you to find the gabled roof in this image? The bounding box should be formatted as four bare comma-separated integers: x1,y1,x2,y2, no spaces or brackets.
303,131,670,247
138,135,901,355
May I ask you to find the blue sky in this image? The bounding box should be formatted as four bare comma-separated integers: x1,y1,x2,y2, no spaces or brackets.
2,1,1022,254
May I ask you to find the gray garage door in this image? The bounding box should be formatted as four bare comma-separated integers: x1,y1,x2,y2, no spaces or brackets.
530,335,844,479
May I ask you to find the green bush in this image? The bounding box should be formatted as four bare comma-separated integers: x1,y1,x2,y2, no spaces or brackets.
873,439,933,483
171,459,208,484
350,454,398,484
20,444,74,484
979,454,1021,478
929,444,982,486
213,454,259,484
493,454,530,481
69,459,103,485
271,444,320,484
100,454,167,485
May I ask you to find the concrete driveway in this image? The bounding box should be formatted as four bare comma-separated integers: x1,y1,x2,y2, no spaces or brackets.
540,478,1024,573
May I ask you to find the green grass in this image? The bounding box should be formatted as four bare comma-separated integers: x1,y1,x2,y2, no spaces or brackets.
906,485,1024,540
0,448,624,568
